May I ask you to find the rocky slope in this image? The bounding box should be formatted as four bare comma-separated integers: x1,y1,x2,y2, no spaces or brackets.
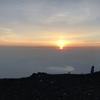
0,72,100,100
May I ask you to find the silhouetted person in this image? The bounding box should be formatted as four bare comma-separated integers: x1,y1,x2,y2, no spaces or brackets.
91,66,94,74
68,72,70,74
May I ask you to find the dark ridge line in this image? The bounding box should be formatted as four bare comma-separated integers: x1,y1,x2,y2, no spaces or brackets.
1,71,100,80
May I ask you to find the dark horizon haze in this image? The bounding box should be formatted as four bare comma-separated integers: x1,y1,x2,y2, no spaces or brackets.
0,46,100,78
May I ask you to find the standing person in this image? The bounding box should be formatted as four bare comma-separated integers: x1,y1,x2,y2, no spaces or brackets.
91,66,94,74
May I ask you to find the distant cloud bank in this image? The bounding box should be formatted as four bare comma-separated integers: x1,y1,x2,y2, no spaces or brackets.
47,66,74,72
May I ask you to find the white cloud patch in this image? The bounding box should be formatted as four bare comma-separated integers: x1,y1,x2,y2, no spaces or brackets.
0,27,39,45
46,13,66,23
46,0,100,25
0,27,14,36
0,27,22,43
47,66,74,72
46,10,96,25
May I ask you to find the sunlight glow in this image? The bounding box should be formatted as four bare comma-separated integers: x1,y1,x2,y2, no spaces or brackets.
59,41,64,49
56,40,69,49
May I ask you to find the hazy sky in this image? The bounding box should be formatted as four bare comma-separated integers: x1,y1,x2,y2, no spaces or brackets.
0,0,100,47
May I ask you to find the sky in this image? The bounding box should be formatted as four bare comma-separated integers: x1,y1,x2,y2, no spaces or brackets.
0,0,100,78
0,0,100,47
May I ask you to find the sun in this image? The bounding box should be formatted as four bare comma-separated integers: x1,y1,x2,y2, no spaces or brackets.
56,40,67,49
59,41,64,49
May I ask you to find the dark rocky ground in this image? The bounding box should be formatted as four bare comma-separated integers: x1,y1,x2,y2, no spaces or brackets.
0,72,100,100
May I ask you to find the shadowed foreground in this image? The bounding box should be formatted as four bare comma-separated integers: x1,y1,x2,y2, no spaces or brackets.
0,72,100,100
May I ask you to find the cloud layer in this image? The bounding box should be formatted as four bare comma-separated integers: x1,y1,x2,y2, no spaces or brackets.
47,66,74,72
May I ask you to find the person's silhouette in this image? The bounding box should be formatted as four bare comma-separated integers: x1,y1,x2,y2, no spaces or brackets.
91,66,94,74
